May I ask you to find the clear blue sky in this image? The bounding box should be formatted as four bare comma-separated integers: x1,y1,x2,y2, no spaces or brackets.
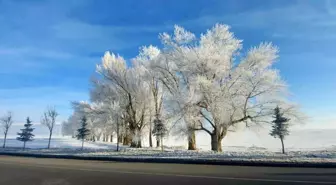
0,0,335,128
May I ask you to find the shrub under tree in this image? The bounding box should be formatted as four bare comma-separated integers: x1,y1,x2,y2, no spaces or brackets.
76,116,90,150
17,117,34,150
270,106,290,154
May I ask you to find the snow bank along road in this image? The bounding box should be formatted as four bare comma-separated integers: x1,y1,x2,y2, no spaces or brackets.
0,156,335,185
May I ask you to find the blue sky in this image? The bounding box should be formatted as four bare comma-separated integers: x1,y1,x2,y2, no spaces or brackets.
0,0,335,128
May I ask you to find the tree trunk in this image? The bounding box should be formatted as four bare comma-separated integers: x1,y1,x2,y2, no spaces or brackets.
81,139,84,150
130,128,142,148
123,136,129,145
210,133,223,152
188,130,196,150
280,137,285,154
123,130,131,145
117,134,119,152
47,131,52,149
23,141,26,150
149,123,153,147
117,139,119,152
3,132,7,148
118,135,123,143
110,135,113,143
123,124,131,145
156,138,160,147
161,135,164,152
116,118,119,151
130,128,139,147
129,126,137,148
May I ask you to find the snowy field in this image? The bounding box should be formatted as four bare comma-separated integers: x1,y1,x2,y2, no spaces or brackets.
0,138,335,164
0,125,335,164
5,124,335,150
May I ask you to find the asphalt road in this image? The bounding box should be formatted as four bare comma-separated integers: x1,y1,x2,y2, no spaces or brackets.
0,156,335,185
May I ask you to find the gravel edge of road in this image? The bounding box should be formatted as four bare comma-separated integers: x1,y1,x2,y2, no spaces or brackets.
0,152,335,168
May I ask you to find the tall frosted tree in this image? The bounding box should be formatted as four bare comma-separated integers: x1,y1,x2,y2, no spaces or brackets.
154,24,302,152
135,45,163,148
76,116,90,150
95,51,152,148
17,117,34,150
270,106,290,154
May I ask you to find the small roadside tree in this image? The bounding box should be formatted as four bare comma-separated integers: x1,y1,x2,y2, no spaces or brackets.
1,111,13,148
76,116,90,150
270,106,290,154
17,117,34,150
41,106,58,149
152,119,168,151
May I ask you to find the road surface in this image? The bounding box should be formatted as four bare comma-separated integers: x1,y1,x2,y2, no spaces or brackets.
0,156,335,185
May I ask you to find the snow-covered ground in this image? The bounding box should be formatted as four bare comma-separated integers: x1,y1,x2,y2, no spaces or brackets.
1,125,335,164
0,137,334,164
4,124,335,151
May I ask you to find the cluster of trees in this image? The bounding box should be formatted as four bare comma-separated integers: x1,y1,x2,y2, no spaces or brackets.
62,23,303,152
1,107,58,150
0,113,35,150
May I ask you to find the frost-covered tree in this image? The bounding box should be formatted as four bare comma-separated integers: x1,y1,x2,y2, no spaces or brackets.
154,24,302,152
135,45,165,147
69,112,82,138
72,98,123,150
61,120,72,137
95,52,152,148
1,111,13,148
149,26,201,150
41,106,58,149
17,117,34,150
69,23,303,152
72,101,97,140
100,101,122,151
270,106,290,154
76,116,90,150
